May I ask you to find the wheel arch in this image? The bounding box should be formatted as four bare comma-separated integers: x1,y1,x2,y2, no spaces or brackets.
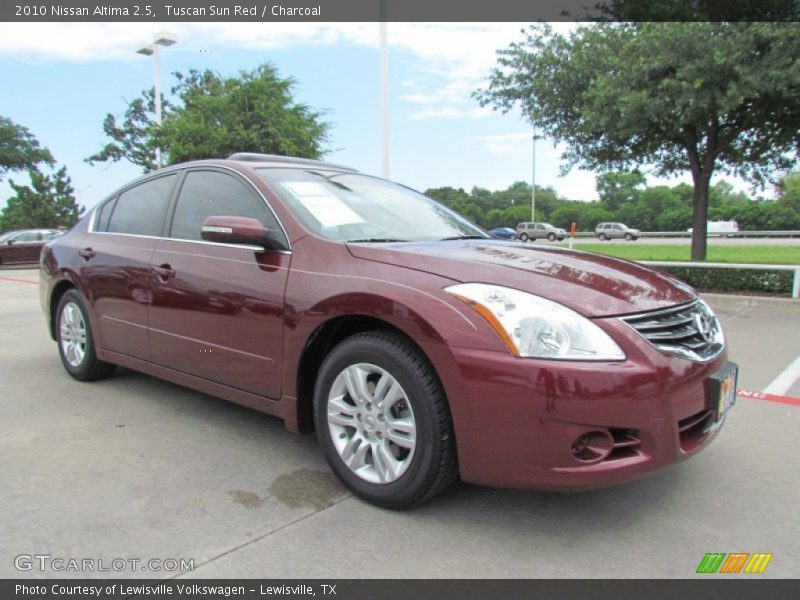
48,278,78,340
292,312,445,434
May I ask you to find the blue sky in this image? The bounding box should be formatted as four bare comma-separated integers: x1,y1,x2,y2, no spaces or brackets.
0,22,759,212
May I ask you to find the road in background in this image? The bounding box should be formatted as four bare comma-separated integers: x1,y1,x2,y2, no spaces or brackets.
1,269,798,579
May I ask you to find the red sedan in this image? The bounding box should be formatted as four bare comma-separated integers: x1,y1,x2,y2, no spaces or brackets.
39,154,736,508
0,228,64,265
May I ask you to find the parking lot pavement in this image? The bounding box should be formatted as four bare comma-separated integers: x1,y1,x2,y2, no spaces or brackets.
2,268,799,579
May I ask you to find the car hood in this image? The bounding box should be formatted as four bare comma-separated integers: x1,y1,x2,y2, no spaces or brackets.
347,240,695,317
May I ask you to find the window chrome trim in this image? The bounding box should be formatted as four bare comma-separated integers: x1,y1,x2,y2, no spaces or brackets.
86,229,291,254
87,165,292,254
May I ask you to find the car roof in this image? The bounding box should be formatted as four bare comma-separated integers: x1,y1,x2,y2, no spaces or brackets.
225,153,358,172
98,154,360,204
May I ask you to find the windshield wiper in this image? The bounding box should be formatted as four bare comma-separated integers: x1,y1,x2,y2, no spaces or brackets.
439,235,488,241
346,238,409,243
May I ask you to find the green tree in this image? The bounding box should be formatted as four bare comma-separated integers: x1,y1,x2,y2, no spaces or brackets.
596,170,645,211
424,186,471,209
776,171,800,211
0,117,53,182
88,64,330,171
0,166,82,231
587,0,798,22
476,23,800,260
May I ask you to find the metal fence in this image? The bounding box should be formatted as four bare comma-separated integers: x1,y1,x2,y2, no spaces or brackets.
574,230,800,238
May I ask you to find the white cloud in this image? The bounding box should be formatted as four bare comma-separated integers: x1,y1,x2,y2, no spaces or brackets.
0,22,530,120
0,22,376,61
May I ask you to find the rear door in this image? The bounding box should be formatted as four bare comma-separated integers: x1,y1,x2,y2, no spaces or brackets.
148,168,290,399
82,173,178,360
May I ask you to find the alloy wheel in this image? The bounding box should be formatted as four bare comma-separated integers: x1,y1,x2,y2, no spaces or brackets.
326,363,417,484
60,302,87,367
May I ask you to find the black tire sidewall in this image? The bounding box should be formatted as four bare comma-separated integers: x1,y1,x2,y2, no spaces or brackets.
598,233,606,241
519,233,528,242
56,290,99,379
314,336,446,508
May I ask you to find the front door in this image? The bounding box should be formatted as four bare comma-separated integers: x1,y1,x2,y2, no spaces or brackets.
148,169,290,399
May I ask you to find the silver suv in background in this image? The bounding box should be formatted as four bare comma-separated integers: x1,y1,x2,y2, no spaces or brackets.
515,222,566,242
595,222,640,241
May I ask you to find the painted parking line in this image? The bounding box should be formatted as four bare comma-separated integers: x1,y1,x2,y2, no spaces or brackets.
0,275,38,285
763,355,800,396
737,389,800,408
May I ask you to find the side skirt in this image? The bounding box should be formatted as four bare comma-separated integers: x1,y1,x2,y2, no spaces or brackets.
97,349,300,432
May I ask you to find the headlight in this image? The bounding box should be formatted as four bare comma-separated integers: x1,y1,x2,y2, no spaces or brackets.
445,283,625,361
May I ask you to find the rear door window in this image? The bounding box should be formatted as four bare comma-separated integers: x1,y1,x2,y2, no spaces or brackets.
107,174,177,237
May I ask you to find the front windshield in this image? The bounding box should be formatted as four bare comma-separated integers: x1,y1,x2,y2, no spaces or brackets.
0,231,16,242
256,168,488,243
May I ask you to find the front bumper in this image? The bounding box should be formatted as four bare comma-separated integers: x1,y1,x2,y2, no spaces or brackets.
422,321,730,490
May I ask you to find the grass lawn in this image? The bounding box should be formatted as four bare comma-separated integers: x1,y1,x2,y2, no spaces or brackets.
570,243,800,265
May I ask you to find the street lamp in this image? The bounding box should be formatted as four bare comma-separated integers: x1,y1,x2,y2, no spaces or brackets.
136,32,177,168
531,124,537,222
379,0,389,178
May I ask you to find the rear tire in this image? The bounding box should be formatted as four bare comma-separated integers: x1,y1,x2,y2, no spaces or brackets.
598,233,607,241
314,331,457,509
518,233,529,242
56,290,116,381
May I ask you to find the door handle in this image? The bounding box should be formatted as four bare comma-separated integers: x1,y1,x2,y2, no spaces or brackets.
153,263,176,282
78,247,95,260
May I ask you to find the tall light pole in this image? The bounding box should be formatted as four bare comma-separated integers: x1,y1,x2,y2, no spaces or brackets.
136,33,177,169
531,124,537,222
379,1,389,178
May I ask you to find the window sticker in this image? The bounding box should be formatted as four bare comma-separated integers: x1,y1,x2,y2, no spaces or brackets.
283,182,363,227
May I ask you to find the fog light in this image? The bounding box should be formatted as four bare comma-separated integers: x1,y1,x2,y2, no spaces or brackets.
571,430,614,463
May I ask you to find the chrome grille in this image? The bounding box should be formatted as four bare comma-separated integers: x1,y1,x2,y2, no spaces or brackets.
621,299,724,362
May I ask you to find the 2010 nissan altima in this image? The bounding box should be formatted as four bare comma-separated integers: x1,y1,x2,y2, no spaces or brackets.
39,153,737,508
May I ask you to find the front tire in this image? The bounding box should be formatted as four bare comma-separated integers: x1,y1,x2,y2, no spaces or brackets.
598,233,607,241
314,331,457,509
56,290,116,381
547,233,556,241
624,233,633,241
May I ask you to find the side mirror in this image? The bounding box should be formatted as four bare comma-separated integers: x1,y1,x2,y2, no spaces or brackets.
7,239,15,245
200,216,287,251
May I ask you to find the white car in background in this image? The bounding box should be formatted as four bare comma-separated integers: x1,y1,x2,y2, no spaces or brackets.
688,221,740,236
